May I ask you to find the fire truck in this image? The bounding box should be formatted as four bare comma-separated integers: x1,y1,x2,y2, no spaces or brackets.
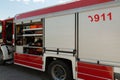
1,0,120,79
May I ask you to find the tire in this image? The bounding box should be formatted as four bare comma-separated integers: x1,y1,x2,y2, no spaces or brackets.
48,60,73,80
0,49,4,65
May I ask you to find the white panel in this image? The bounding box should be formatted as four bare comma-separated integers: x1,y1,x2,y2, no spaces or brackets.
23,20,31,24
16,22,22,25
1,45,9,60
16,46,23,53
45,14,75,49
32,19,41,22
79,6,120,65
114,67,120,73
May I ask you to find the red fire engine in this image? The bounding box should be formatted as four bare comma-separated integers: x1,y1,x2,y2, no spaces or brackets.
1,0,120,79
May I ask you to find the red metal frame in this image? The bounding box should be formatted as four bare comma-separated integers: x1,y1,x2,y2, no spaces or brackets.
77,62,114,80
4,18,13,22
2,20,6,43
2,18,14,43
15,0,113,20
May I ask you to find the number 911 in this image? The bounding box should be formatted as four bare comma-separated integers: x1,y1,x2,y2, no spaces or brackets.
88,12,112,22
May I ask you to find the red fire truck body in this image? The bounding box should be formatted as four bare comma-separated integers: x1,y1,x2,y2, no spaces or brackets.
1,0,120,79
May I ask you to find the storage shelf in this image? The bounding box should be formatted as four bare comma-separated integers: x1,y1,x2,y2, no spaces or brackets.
16,22,44,55
23,45,42,48
23,34,43,37
23,28,43,31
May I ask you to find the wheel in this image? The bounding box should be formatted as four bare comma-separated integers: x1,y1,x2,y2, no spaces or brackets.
48,60,73,80
0,49,4,65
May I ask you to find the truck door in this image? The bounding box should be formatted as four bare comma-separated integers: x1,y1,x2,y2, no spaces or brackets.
45,14,75,53
78,5,120,66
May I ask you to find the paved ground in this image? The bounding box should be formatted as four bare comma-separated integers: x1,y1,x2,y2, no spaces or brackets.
0,64,51,80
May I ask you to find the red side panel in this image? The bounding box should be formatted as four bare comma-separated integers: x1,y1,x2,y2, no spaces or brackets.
16,0,113,19
4,18,13,22
77,62,114,80
2,18,14,43
14,53,43,69
2,21,6,43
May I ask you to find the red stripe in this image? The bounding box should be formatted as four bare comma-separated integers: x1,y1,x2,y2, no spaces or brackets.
14,59,42,69
78,72,108,80
14,53,43,69
77,62,113,80
16,0,113,19
78,66,113,79
77,62,113,71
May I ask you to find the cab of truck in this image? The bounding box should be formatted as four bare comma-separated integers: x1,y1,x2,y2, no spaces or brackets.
3,18,13,44
0,18,13,44
0,18,14,65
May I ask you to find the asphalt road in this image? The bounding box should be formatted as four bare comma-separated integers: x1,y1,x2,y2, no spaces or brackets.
0,64,51,80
